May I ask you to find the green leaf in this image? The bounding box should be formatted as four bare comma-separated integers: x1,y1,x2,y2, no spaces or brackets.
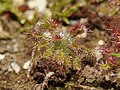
43,48,53,58
56,49,65,60
112,52,120,57
101,64,110,70
74,57,81,70
39,43,48,48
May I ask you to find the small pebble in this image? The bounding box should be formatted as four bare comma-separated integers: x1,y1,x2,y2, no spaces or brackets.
24,10,35,21
98,40,105,46
11,62,21,74
0,54,5,60
23,60,31,69
27,0,47,12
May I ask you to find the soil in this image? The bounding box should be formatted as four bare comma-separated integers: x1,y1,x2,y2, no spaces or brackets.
0,17,34,90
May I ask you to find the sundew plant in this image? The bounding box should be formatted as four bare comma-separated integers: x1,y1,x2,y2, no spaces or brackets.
28,17,91,69
27,0,120,89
